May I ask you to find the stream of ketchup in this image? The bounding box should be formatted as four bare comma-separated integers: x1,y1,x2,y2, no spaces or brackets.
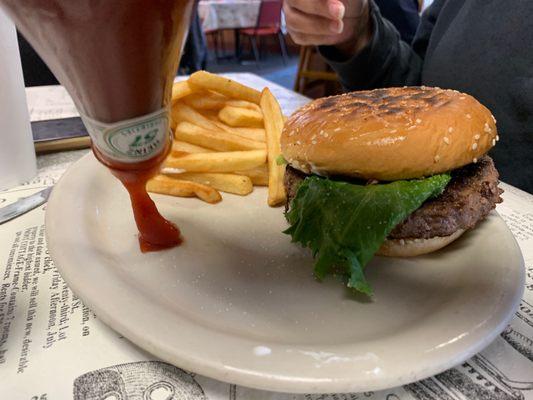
94,141,182,252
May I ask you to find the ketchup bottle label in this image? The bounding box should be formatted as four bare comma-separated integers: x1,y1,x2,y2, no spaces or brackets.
81,108,170,163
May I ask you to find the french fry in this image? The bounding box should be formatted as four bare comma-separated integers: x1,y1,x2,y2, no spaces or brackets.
172,103,220,131
147,175,222,204
174,121,265,151
218,105,264,128
168,74,288,205
172,140,214,156
183,90,228,110
162,172,253,195
170,82,195,129
226,126,266,142
171,81,194,103
235,165,269,186
202,109,221,121
174,104,265,141
225,99,262,114
188,71,261,104
165,150,267,172
211,120,266,142
260,88,286,206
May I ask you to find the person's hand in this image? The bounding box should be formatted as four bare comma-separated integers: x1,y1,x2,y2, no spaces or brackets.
284,0,372,57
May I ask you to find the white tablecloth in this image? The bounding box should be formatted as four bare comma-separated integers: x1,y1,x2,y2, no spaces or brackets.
199,0,261,31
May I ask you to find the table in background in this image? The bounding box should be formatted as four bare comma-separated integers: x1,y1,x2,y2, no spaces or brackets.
199,0,261,61
199,0,261,32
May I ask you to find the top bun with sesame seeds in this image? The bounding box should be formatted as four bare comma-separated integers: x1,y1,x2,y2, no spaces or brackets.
281,86,497,181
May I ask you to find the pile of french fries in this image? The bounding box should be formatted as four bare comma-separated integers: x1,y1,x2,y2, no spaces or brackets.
146,71,286,206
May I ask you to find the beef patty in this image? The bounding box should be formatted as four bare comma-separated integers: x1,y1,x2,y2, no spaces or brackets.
284,156,502,239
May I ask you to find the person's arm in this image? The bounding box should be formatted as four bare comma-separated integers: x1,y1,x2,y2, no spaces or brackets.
318,0,446,91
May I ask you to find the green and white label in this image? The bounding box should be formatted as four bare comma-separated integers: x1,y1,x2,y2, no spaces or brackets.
81,108,170,163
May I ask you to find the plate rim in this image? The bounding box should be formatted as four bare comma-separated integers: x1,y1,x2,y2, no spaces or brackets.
45,153,525,393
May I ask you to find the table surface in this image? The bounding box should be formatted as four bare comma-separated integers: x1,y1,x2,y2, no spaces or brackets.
0,73,532,399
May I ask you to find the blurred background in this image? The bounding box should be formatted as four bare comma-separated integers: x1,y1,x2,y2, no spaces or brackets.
18,0,434,99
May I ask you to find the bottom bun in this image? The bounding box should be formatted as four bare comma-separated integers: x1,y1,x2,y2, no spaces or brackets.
377,229,466,257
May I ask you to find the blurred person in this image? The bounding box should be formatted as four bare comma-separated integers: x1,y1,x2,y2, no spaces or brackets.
283,0,533,192
179,0,207,73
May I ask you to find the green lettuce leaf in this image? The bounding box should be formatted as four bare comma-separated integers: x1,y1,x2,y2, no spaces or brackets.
276,154,288,165
284,174,451,295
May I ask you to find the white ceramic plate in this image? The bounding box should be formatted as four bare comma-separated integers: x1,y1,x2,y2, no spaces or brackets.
46,154,524,394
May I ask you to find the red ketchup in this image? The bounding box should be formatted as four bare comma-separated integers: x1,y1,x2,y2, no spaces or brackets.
1,0,195,251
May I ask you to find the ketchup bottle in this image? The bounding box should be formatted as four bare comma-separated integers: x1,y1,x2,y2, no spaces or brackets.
0,0,195,251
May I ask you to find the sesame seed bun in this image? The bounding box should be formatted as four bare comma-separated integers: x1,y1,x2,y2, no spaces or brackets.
281,87,498,181
376,229,466,257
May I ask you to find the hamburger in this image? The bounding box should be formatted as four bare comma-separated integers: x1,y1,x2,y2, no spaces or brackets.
280,87,502,295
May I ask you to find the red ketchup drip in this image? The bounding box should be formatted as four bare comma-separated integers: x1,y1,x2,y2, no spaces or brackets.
94,144,182,252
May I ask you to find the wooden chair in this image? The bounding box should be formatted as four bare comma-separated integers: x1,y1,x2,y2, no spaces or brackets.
239,0,288,66
294,46,341,97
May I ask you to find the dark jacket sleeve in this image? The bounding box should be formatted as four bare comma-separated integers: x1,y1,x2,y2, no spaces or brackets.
318,0,446,91
373,0,420,44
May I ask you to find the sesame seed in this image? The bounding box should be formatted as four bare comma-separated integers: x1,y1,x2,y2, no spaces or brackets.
311,140,317,145
448,127,454,133
473,158,478,163
443,137,450,144
460,96,466,100
496,135,500,141
334,127,341,132
492,139,496,146
492,115,497,124
434,155,440,162
324,132,329,138
466,114,472,119
472,143,478,150
484,123,491,133
416,118,422,124
474,134,480,140
408,126,416,130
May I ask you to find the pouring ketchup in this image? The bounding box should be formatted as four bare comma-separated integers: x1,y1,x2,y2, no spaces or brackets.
1,0,195,251
94,144,182,252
